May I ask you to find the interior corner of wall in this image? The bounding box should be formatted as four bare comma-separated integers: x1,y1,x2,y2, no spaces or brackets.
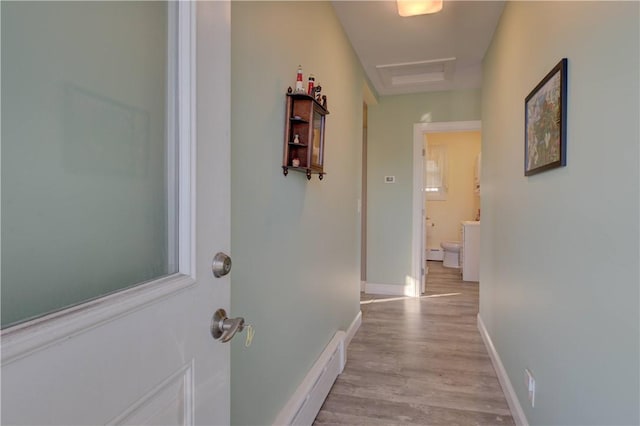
363,80,378,106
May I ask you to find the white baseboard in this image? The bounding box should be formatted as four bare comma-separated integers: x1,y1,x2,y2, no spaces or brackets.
345,311,362,349
364,282,406,296
272,310,362,426
273,331,346,426
477,314,529,426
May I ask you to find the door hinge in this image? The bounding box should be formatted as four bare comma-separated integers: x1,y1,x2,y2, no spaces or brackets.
422,148,426,156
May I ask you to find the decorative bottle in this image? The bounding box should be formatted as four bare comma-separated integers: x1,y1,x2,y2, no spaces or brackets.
307,74,315,95
295,65,304,92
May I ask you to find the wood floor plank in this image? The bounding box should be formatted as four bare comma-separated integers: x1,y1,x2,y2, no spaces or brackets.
314,261,514,426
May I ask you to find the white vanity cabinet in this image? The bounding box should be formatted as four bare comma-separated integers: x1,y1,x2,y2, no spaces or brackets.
461,221,480,282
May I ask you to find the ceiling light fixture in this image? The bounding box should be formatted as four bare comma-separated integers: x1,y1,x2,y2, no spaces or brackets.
397,0,443,17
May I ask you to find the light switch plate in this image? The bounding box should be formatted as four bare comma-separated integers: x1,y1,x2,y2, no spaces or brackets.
384,176,395,183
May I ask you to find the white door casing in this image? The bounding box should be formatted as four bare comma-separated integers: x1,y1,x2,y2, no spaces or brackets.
0,2,231,425
412,123,427,296
411,120,481,296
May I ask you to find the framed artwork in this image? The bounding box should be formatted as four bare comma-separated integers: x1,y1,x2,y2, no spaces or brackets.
525,58,567,176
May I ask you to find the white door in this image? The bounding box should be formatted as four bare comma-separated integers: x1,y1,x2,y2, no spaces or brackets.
1,2,232,424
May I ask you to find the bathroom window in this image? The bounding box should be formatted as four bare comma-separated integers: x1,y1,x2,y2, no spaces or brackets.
424,143,448,200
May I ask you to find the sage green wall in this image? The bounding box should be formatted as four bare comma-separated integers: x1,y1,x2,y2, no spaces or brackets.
480,2,639,424
230,2,362,425
367,91,481,286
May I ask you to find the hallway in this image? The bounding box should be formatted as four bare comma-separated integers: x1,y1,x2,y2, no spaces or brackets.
314,262,514,425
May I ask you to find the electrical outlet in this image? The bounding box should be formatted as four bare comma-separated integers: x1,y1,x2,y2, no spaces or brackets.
525,368,536,407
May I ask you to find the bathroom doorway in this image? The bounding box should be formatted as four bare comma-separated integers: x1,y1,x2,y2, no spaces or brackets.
425,130,481,279
411,121,481,295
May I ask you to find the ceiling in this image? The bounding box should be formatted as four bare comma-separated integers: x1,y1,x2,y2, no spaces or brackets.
332,1,505,96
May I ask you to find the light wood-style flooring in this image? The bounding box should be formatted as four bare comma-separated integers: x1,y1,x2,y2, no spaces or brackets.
314,261,514,425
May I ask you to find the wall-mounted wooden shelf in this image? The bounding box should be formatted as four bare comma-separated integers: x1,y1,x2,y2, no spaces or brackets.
282,89,329,180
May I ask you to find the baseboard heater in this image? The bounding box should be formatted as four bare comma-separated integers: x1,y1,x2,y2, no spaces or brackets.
273,331,346,426
426,248,444,261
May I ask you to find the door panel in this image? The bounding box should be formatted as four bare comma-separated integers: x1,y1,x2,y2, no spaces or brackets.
0,2,231,424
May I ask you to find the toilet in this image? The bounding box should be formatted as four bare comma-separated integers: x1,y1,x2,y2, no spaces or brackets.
441,241,461,268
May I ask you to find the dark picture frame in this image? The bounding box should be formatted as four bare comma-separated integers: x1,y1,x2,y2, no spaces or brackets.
525,58,567,176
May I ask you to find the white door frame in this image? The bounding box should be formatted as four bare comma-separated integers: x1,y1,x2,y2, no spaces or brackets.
411,120,481,297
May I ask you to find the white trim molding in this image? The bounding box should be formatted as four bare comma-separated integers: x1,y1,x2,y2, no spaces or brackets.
477,314,529,426
412,120,482,298
1,274,196,365
416,120,482,133
178,0,197,276
273,331,346,426
107,360,195,425
365,282,411,296
345,311,362,349
273,310,362,426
